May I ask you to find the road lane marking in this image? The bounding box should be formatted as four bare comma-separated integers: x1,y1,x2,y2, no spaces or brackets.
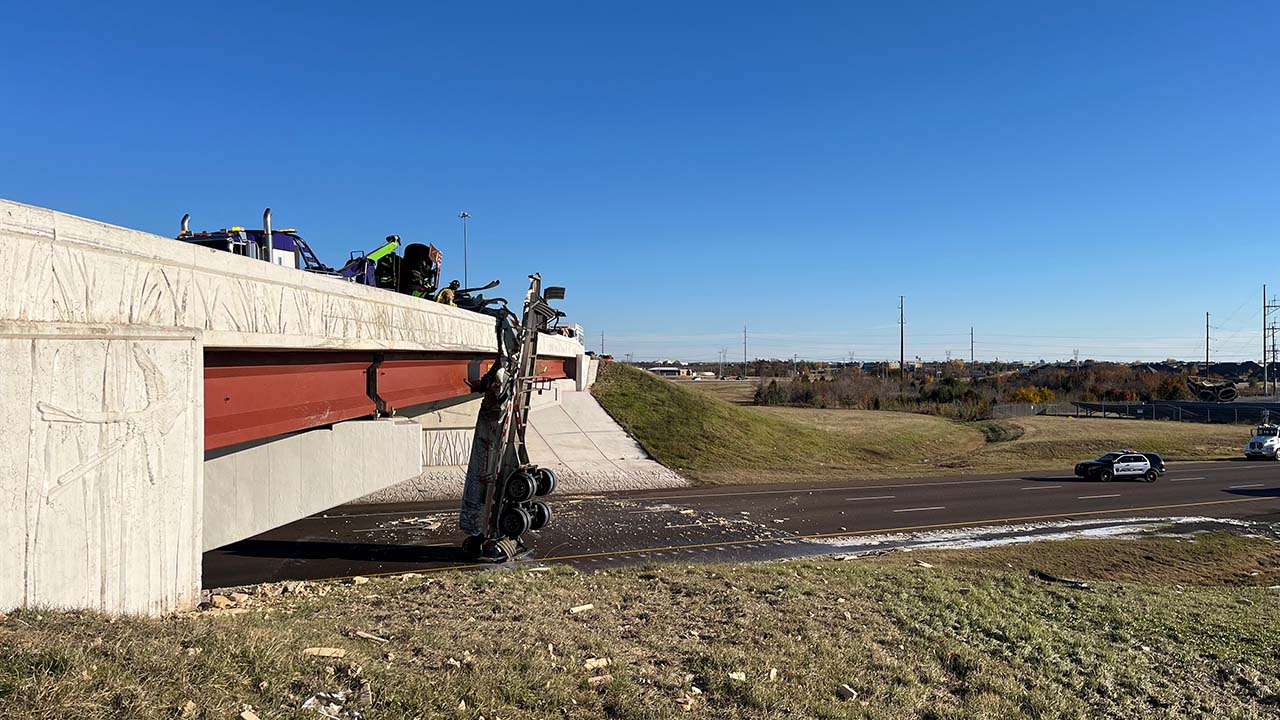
279,496,1279,584
1229,483,1265,489
893,506,945,513
844,495,896,501
1022,485,1061,490
632,477,1027,501
1167,476,1202,482
1078,494,1120,499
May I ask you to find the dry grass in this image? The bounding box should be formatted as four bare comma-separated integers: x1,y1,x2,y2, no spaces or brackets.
2,535,1279,719
673,379,759,404
593,363,1247,484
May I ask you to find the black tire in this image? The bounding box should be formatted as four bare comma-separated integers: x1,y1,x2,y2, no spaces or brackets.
1099,470,1113,483
505,470,537,503
534,467,558,497
461,535,484,559
1143,470,1157,483
499,507,532,539
529,501,552,530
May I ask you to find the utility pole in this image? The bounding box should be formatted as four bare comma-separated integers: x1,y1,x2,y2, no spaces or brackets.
600,331,605,356
898,296,905,384
970,326,974,365
1263,286,1280,396
719,348,726,379
743,325,748,376
458,212,470,288
1205,311,1211,377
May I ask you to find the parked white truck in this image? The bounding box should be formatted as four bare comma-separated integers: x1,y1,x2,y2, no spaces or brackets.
1244,424,1280,459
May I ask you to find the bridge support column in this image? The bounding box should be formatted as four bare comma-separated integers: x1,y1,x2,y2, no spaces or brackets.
0,322,203,615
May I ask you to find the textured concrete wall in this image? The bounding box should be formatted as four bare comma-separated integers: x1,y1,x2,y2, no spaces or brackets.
0,324,203,614
0,199,499,353
203,418,422,551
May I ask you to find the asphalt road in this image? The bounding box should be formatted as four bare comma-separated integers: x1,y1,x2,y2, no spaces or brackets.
204,460,1280,588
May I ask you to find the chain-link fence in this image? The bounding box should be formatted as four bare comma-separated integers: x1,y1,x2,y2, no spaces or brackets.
991,403,1079,418
992,401,1280,424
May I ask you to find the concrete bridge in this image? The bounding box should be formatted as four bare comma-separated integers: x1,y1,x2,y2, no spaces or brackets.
0,199,603,614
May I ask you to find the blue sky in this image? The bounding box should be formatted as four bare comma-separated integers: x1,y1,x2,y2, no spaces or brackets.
3,2,1277,362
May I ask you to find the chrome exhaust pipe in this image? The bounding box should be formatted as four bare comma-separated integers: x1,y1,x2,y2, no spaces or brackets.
262,208,274,264
180,213,190,236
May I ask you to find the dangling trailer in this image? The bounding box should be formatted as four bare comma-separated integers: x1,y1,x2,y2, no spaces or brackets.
459,274,565,561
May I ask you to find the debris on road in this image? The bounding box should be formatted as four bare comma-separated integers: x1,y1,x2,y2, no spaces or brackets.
210,595,234,609
302,647,348,658
301,690,366,718
1029,569,1091,590
350,576,370,585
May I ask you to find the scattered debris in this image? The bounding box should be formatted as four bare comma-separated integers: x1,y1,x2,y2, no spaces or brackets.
584,657,610,671
915,560,934,568
178,700,198,717
239,710,261,720
569,603,595,614
1029,569,1091,590
355,631,388,643
837,684,859,701
587,674,613,689
768,667,778,682
728,671,747,682
210,595,234,609
350,577,370,586
302,647,348,659
284,581,308,594
301,690,365,719
229,592,251,604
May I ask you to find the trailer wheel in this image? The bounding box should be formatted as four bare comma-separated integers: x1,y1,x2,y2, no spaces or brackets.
499,507,532,539
462,535,485,559
529,501,552,530
505,471,537,503
534,467,558,496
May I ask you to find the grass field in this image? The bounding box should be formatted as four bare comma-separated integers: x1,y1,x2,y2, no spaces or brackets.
594,363,1246,484
3,534,1277,719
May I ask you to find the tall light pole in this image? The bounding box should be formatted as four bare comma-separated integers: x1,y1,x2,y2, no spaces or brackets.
458,212,470,288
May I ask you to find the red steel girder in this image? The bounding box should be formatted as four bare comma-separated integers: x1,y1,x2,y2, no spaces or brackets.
204,350,577,451
205,351,378,451
373,355,491,414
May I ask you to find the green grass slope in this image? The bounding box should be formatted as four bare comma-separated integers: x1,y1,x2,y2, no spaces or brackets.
590,361,850,480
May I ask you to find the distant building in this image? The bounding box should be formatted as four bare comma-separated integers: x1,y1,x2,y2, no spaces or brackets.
648,367,682,377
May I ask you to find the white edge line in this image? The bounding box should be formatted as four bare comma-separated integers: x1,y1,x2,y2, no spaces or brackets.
1077,494,1120,499
893,506,946,513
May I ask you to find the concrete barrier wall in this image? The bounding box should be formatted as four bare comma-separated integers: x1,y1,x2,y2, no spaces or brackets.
203,418,422,551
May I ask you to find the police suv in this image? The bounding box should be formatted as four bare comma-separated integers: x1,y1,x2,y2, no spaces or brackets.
1073,451,1161,482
